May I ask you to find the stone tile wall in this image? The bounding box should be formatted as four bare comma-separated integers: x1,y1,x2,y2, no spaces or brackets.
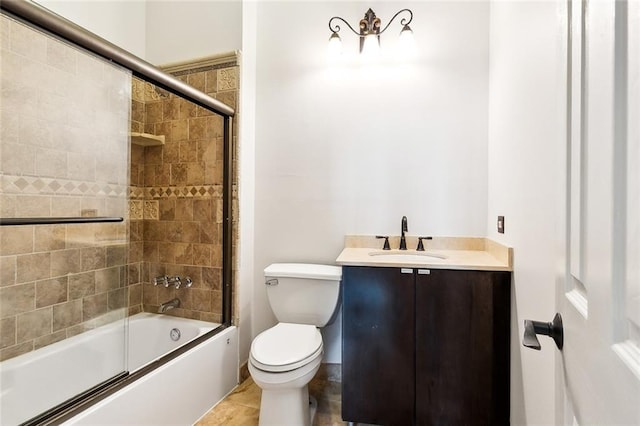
0,15,239,362
130,54,238,323
0,16,132,361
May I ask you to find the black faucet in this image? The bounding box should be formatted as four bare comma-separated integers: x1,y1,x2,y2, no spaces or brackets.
399,216,408,250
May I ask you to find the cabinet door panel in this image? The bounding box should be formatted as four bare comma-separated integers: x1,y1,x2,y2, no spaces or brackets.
415,270,510,426
342,266,415,425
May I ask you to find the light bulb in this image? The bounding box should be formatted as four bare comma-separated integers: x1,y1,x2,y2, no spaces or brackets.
327,32,342,58
399,25,416,57
361,34,380,60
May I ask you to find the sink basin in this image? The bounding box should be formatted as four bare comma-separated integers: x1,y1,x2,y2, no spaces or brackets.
368,250,448,262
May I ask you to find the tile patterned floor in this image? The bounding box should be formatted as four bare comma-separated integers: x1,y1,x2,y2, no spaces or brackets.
196,372,345,425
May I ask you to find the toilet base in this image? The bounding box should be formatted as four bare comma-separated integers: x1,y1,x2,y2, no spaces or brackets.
259,385,316,426
309,395,318,424
249,354,322,426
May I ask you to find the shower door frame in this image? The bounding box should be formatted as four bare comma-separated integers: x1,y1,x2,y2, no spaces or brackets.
0,0,236,423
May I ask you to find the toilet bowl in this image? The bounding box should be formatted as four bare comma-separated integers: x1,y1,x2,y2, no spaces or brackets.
249,264,342,426
249,323,323,426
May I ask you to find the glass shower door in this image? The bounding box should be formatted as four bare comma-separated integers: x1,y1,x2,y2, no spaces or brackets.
0,15,130,425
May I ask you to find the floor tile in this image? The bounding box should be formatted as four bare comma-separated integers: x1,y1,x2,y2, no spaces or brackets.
197,400,259,426
197,373,345,425
223,378,262,409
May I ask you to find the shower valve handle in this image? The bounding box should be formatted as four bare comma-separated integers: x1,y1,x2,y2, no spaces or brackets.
168,276,182,288
154,276,169,286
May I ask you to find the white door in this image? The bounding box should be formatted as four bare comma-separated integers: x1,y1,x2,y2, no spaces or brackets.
558,0,640,423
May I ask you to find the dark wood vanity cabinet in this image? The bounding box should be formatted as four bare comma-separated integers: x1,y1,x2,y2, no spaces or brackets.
342,266,511,426
341,266,416,425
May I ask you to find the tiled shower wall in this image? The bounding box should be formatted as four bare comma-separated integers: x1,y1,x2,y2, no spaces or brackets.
0,16,132,361
129,55,239,323
0,14,239,361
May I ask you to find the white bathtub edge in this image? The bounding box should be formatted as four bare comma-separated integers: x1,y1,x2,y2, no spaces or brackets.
64,326,239,426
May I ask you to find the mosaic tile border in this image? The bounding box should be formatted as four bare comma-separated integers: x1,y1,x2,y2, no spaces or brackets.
2,180,229,200
1,175,127,197
129,186,145,200
171,62,237,77
160,52,238,76
129,185,224,200
147,185,223,199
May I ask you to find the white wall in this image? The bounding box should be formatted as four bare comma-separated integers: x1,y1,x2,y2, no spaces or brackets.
145,0,242,65
238,0,258,373
252,1,490,363
487,1,565,424
34,1,243,66
35,0,147,59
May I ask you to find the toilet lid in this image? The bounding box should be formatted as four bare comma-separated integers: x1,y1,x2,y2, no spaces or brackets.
251,323,322,372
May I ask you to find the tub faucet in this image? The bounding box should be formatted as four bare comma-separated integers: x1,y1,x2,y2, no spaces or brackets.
399,216,408,250
159,298,180,313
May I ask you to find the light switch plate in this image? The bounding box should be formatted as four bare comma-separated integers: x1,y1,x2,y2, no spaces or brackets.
497,216,505,234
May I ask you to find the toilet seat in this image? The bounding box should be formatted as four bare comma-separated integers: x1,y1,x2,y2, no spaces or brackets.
250,323,323,373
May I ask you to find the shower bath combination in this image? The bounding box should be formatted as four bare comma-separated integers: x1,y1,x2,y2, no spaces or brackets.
0,1,238,424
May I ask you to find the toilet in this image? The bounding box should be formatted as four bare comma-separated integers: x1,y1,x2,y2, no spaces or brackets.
248,263,342,426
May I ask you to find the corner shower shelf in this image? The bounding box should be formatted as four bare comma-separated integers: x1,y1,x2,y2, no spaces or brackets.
0,217,124,226
130,132,165,146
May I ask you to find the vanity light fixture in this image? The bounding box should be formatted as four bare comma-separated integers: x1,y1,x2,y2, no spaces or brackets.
328,8,414,57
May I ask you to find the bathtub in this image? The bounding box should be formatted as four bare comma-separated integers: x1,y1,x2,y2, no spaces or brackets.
0,312,238,425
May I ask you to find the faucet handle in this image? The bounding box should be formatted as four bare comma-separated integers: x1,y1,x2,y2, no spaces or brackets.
154,275,169,286
165,276,180,288
182,277,193,288
174,276,182,288
376,235,391,250
416,236,432,251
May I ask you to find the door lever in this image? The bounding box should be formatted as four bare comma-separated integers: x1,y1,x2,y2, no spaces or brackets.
523,313,563,350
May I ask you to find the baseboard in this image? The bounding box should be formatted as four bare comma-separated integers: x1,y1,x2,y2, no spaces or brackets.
317,363,342,382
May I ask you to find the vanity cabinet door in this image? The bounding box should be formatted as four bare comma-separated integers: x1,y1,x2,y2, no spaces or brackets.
415,269,511,426
342,266,415,425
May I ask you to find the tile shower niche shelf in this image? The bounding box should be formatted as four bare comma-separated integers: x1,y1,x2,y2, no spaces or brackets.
130,132,165,146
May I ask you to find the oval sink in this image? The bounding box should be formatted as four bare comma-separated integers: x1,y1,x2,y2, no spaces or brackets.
368,250,448,262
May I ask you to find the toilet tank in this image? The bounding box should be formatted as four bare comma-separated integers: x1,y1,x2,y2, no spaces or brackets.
264,263,342,327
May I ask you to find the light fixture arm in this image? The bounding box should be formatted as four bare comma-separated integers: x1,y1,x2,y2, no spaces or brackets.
379,8,413,34
327,8,414,56
328,16,361,36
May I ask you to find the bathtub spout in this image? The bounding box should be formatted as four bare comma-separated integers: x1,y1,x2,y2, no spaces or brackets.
159,298,180,313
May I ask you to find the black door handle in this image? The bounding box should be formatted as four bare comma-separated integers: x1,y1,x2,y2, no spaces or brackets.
523,313,563,350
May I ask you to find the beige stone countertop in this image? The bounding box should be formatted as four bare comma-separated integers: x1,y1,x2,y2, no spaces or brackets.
335,235,513,272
